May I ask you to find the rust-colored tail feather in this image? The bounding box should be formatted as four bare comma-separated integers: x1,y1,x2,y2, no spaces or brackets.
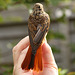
34,45,43,71
21,45,43,72
21,45,32,70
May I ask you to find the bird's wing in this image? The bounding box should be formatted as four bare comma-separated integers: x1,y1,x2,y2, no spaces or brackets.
33,14,50,44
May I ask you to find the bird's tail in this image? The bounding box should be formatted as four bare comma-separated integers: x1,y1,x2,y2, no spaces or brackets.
34,45,43,71
21,45,43,72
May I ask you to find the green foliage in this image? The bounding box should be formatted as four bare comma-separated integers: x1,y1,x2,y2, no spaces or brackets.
56,14,66,23
24,0,44,3
72,59,75,64
3,68,13,75
0,65,13,75
0,0,72,10
63,0,71,3
44,0,60,5
0,0,12,10
58,68,68,75
69,43,75,52
0,16,22,23
47,30,66,40
0,15,4,23
67,72,75,75
6,16,22,22
51,46,60,53
44,0,71,6
11,0,44,4
53,32,65,40
48,0,61,6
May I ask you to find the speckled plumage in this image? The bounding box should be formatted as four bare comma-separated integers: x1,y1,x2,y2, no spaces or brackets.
28,3,50,55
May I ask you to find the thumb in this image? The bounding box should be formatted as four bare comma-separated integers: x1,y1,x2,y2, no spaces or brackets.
42,41,57,69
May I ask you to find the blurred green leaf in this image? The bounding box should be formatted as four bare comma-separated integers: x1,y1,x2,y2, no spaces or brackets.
0,0,12,10
49,0,61,6
58,68,68,75
25,0,44,3
0,0,72,10
51,46,60,53
0,15,3,23
72,59,75,64
6,16,22,22
12,0,44,3
69,43,75,52
63,0,71,3
47,30,66,40
44,0,59,5
0,65,13,75
45,0,68,6
67,72,75,75
56,13,66,23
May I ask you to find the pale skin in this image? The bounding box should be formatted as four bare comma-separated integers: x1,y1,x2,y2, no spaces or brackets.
13,36,58,75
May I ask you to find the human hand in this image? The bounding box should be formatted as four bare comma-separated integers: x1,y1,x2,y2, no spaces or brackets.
13,36,58,75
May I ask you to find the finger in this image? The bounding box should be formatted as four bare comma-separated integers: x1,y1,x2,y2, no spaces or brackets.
16,46,29,69
42,41,58,69
13,46,33,75
13,36,29,65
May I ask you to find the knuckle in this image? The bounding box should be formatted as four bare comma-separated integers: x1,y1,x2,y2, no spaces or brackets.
12,45,18,53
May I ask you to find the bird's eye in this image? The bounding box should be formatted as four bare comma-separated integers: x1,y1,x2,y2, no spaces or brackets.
38,6,40,8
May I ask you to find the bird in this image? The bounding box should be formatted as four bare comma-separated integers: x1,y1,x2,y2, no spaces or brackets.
21,3,50,72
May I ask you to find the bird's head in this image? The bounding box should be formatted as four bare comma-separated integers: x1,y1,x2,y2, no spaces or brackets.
33,3,44,15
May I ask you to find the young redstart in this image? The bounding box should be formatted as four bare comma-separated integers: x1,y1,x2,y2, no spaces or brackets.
21,3,50,72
